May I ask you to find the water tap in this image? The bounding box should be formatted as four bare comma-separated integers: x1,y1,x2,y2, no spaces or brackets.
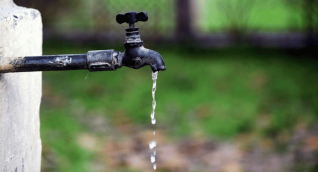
0,12,166,73
116,12,166,72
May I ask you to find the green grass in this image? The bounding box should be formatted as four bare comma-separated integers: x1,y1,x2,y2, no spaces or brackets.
41,110,92,172
40,42,318,171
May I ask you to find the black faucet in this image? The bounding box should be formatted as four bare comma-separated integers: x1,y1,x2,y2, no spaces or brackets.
0,12,166,73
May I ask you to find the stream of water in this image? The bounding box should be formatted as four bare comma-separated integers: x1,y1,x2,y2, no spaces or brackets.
150,71,158,170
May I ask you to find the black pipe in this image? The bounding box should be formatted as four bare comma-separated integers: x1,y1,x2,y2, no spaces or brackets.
10,54,87,72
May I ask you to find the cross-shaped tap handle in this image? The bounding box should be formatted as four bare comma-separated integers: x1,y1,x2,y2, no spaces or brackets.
116,12,148,26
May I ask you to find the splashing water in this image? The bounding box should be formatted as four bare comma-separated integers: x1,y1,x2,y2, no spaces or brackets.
150,71,158,170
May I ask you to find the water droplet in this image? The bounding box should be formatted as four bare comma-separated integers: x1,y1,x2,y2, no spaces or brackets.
151,118,156,124
153,163,157,170
149,141,157,149
151,111,155,118
150,154,155,163
85,71,90,80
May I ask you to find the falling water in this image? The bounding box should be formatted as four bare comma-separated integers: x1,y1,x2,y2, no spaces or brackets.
149,141,157,149
150,153,156,163
150,71,158,170
153,163,157,170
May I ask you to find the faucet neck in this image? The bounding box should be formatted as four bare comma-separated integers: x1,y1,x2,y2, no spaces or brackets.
124,29,144,48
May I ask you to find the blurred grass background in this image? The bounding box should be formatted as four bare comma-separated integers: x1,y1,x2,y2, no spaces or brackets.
13,0,318,171
40,43,318,172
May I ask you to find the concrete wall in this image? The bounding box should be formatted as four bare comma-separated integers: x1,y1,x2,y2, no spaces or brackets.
0,0,42,171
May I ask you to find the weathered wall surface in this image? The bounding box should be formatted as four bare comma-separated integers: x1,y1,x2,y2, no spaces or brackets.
0,0,42,171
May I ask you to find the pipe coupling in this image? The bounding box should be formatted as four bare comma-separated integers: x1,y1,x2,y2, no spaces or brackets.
87,50,121,71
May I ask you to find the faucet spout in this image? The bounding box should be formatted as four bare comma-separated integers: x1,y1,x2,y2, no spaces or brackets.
120,46,166,72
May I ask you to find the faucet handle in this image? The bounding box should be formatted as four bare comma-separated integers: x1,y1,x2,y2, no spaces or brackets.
116,12,148,25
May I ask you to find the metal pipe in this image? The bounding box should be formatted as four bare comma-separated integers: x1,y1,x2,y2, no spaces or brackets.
0,54,87,73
